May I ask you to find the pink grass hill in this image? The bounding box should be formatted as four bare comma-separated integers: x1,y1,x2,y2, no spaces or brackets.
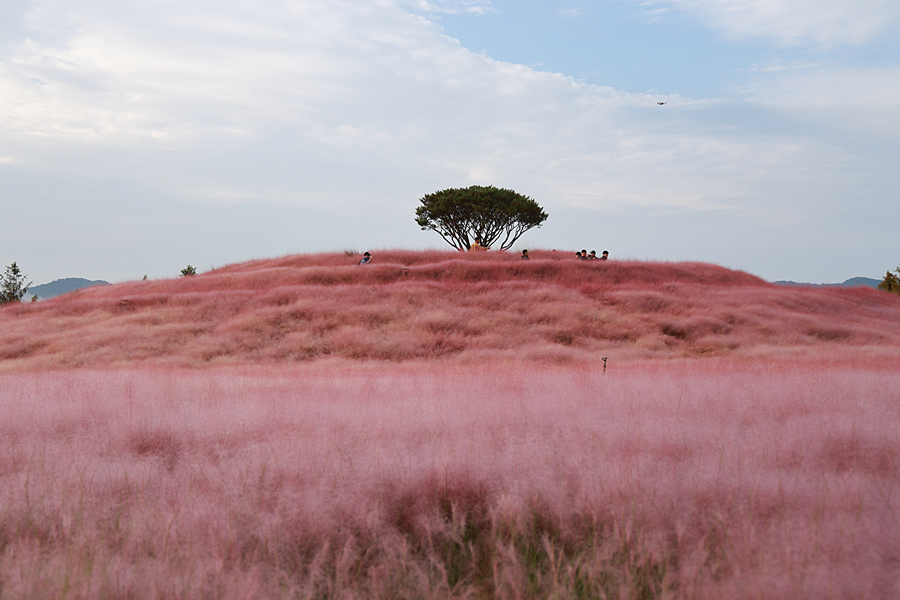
2,249,899,369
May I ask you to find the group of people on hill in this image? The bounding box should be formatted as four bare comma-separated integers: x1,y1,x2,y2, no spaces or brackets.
358,245,610,264
471,238,611,261
468,237,611,261
577,249,608,260
521,249,608,260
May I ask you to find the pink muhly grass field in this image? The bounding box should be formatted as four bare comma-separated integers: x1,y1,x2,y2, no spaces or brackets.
2,250,899,369
1,358,898,599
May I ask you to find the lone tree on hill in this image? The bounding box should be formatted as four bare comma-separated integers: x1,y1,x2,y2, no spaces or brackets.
878,264,900,294
1,262,32,304
415,185,548,251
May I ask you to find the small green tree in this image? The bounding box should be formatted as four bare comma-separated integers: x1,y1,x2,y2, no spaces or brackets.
878,264,900,294
1,262,33,304
416,185,548,251
180,265,198,277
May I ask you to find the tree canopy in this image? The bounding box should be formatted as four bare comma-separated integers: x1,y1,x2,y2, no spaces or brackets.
1,262,32,304
415,185,548,251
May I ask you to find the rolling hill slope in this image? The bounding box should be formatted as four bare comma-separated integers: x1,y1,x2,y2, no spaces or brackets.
2,249,899,369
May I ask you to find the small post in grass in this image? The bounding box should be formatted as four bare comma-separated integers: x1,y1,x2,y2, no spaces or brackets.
602,356,609,374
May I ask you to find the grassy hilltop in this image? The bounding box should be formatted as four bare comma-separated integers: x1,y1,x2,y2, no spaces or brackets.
2,250,900,599
2,249,899,369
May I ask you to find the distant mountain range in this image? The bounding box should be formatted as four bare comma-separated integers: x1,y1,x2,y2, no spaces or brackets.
23,275,882,301
772,277,880,289
29,278,110,300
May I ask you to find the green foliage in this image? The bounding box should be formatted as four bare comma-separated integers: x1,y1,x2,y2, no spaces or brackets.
878,265,900,294
1,262,32,304
180,265,198,277
416,185,548,251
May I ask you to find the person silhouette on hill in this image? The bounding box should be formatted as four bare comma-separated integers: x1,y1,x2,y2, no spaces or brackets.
469,237,485,251
359,252,371,265
521,249,529,260
588,250,598,260
600,250,609,260
579,249,588,260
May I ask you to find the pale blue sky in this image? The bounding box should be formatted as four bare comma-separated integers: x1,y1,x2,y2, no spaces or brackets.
2,0,898,285
434,1,900,96
436,1,757,97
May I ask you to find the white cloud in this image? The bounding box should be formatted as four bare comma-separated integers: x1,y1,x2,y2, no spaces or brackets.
647,0,900,45
731,62,900,144
0,0,888,208
557,7,586,19
399,0,494,16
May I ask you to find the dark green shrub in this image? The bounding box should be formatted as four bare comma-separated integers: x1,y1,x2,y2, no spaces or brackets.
877,265,900,294
1,262,32,304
